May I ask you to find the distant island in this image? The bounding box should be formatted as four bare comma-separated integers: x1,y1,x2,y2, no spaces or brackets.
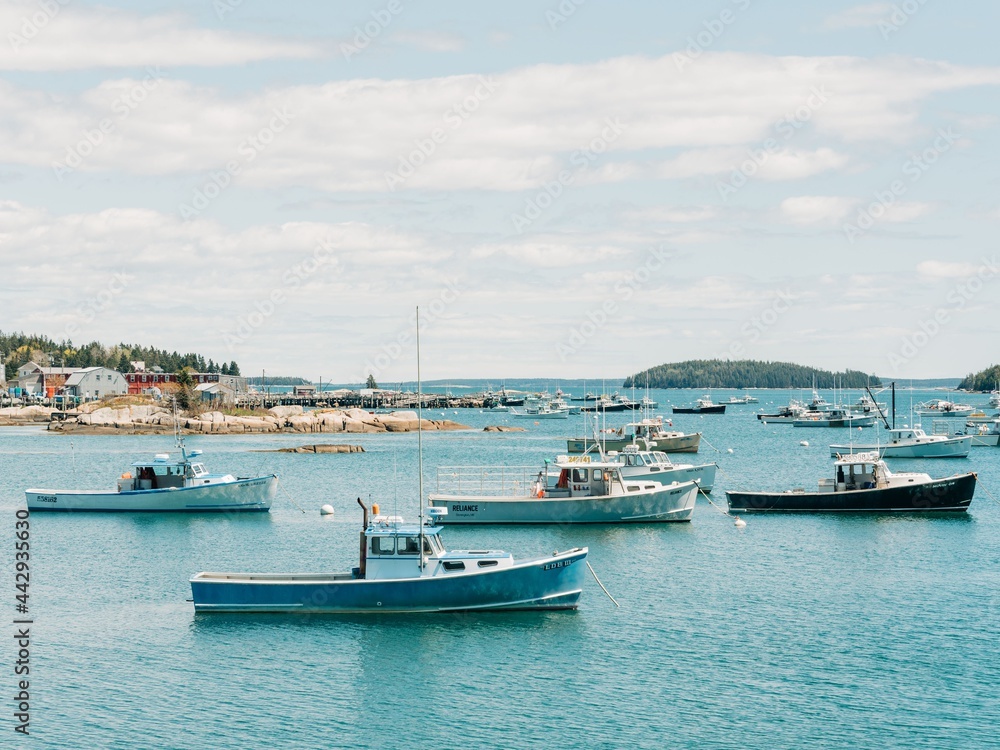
958,364,1000,391
624,359,881,389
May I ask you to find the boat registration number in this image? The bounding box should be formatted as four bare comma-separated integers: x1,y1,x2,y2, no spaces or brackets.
543,559,573,571
34,496,57,503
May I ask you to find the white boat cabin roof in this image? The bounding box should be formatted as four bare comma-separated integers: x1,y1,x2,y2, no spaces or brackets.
832,452,887,469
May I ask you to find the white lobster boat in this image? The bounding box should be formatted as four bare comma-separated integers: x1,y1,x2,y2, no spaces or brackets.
829,427,971,458
607,444,717,492
26,443,276,512
429,458,699,523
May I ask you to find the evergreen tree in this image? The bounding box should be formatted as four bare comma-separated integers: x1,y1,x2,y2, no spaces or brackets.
228,361,240,376
366,374,378,389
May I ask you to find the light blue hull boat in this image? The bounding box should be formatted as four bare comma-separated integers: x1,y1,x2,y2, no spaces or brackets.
191,500,588,614
191,549,587,613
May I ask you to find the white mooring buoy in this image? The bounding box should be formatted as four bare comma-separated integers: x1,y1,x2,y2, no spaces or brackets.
727,448,734,454
320,504,335,516
800,440,809,447
734,516,747,528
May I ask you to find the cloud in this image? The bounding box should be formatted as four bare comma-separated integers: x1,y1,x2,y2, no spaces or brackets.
916,260,980,279
0,2,324,71
823,3,893,30
780,196,857,224
2,52,998,192
782,195,932,227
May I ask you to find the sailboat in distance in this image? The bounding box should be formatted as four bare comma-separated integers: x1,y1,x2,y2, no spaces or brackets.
190,307,589,613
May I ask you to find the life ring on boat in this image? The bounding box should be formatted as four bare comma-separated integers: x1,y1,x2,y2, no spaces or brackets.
535,486,545,498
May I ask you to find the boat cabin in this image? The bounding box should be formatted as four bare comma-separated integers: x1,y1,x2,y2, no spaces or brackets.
117,450,214,492
820,453,888,493
546,458,660,497
612,444,675,470
360,507,514,580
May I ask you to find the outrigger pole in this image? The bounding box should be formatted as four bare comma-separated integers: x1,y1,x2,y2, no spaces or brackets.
417,306,425,569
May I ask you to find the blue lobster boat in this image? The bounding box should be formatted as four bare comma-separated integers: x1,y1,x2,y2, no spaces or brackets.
190,499,588,613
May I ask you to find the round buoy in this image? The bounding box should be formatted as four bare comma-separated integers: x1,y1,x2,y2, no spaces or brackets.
800,440,809,447
727,448,734,454
734,516,747,528
320,504,335,516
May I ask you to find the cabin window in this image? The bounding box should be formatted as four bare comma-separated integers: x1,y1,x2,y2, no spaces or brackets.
371,537,395,555
627,485,641,492
397,537,420,556
592,468,603,481
443,561,465,571
477,560,498,568
572,468,588,483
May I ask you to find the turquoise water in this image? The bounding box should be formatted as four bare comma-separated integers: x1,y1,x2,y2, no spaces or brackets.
2,389,998,748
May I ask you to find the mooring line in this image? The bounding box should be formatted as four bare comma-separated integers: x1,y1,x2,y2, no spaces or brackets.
698,486,733,518
276,477,307,513
586,560,620,608
975,476,1000,507
700,434,722,453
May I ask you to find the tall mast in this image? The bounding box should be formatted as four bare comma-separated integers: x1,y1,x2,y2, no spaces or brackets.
417,306,425,568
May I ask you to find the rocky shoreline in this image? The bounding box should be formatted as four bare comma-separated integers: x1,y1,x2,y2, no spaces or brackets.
0,404,469,435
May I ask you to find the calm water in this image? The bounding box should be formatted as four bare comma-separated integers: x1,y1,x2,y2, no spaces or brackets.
2,388,998,749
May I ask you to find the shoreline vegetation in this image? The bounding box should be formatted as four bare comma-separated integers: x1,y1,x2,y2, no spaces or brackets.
0,397,469,434
624,359,881,390
958,364,1000,392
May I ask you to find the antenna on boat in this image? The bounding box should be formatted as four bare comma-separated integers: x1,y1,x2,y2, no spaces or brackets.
171,395,186,460
416,305,425,568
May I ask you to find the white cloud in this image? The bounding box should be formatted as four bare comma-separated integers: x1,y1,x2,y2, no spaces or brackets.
916,260,980,279
823,3,893,30
0,2,323,71
1,52,997,192
780,196,857,224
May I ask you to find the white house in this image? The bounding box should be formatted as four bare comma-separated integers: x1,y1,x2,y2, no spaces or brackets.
63,367,129,400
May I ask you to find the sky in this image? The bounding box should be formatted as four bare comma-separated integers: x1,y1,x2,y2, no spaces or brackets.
1,0,999,383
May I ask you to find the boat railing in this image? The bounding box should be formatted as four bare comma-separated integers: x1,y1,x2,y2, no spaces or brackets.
434,466,543,496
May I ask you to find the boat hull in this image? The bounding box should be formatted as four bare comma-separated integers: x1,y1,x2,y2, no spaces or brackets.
190,548,588,613
580,403,631,412
672,405,725,414
429,482,698,523
25,475,277,512
566,432,701,454
726,473,977,513
622,464,716,493
829,437,972,458
794,416,876,428
970,434,1000,447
